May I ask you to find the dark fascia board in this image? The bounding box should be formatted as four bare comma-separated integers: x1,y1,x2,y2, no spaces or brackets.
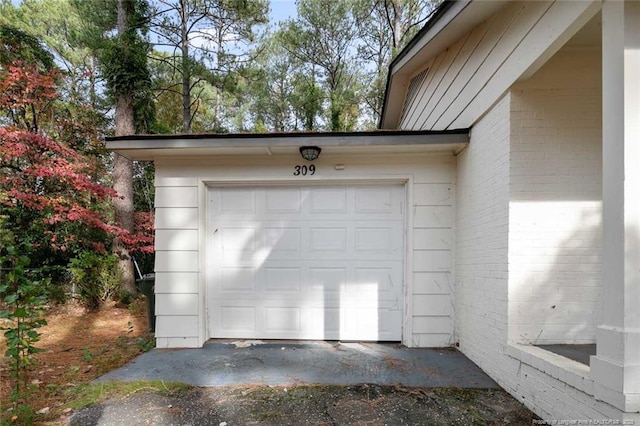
378,0,459,129
378,1,504,129
388,1,459,75
106,129,469,150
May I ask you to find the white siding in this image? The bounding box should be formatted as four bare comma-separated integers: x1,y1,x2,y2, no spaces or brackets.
154,251,198,272
155,272,198,294
155,229,198,251
399,0,600,131
154,153,456,348
154,208,198,229
154,178,200,347
155,186,198,207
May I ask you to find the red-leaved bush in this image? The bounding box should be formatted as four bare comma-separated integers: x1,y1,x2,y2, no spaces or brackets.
0,63,153,254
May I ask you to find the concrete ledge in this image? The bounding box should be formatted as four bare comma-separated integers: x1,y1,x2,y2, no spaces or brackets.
505,343,594,396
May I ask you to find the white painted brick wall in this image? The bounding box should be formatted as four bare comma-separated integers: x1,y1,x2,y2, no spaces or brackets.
509,49,602,344
455,92,511,377
455,47,622,420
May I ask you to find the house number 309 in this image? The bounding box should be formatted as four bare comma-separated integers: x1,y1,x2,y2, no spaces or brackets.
293,165,316,176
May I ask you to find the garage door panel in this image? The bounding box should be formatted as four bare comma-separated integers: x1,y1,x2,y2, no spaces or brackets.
214,229,403,263
309,227,347,252
216,262,402,299
309,267,347,296
308,307,340,336
263,227,302,252
220,228,256,248
265,307,301,333
265,187,302,212
354,224,403,255
354,267,397,296
355,186,397,213
355,228,392,252
219,188,256,213
220,267,256,292
209,184,405,341
264,267,301,292
214,212,400,222
219,227,256,263
219,306,257,332
309,187,347,213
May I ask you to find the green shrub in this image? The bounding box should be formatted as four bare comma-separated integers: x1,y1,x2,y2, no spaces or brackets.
117,289,134,306
68,252,121,309
0,245,48,420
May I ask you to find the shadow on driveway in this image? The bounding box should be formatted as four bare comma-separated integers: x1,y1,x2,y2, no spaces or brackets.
97,340,497,388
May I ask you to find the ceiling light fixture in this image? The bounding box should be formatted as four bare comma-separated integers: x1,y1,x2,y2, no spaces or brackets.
299,146,321,161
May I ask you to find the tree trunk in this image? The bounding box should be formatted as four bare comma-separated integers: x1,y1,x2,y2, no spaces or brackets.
113,0,136,294
181,0,191,133
392,0,402,49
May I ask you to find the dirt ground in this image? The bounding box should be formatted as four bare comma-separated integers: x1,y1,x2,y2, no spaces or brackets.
1,301,537,425
0,300,153,424
68,384,536,425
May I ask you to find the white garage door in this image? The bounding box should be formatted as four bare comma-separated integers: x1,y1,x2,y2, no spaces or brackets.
207,184,404,341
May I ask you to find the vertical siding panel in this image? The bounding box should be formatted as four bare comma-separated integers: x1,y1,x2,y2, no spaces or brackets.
447,1,571,129
401,40,464,129
406,36,467,129
400,2,528,130
445,1,552,128
400,2,558,131
419,20,490,129
432,6,524,130
400,57,437,127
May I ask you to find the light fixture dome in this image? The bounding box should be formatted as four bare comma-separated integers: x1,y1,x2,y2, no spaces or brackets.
299,146,321,161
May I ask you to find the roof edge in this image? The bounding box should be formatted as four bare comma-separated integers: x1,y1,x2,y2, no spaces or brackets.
388,1,459,74
378,0,462,129
106,128,469,142
106,129,470,161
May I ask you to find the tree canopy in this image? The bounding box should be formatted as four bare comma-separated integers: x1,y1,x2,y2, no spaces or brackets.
0,0,440,306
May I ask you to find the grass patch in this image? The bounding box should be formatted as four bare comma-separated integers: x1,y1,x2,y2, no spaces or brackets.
64,380,192,410
433,387,482,402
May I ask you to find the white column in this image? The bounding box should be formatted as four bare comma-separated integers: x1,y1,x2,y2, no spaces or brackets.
590,0,640,412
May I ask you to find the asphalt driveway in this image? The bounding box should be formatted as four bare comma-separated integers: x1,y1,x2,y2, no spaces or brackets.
97,340,497,388
66,341,541,425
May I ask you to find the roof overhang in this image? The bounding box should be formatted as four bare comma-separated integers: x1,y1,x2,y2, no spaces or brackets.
380,0,507,129
106,130,470,161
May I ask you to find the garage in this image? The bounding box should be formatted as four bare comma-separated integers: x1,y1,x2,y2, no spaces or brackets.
207,183,405,341
106,130,465,348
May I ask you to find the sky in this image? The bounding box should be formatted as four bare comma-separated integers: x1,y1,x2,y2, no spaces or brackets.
11,0,298,24
269,0,297,23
